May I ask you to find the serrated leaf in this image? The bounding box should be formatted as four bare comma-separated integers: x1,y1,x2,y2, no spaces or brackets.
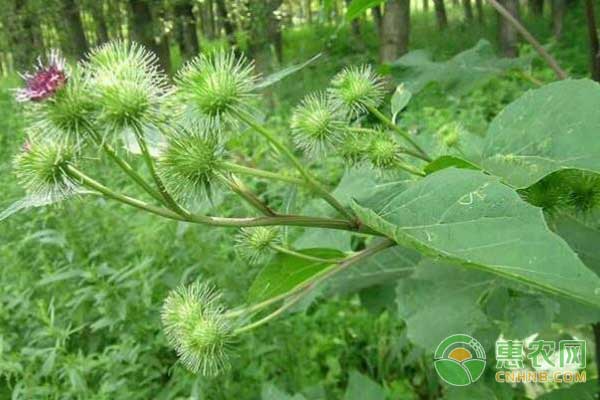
354,167,600,307
254,54,321,90
390,40,530,95
346,0,386,21
397,260,494,351
480,79,600,188
248,248,345,302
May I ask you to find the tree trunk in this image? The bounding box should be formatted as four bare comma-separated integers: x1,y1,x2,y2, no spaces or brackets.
379,0,410,63
423,0,430,11
475,0,485,23
215,0,236,47
585,0,600,81
345,0,362,36
200,0,216,39
551,0,566,40
174,0,200,61
128,0,171,74
246,0,284,74
305,0,313,23
529,0,544,16
372,5,383,34
433,0,448,29
62,0,89,58
498,0,519,57
462,0,474,21
90,0,110,45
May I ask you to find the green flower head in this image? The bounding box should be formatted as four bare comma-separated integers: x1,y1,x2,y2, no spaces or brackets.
291,92,346,156
368,134,403,171
175,51,257,128
157,124,223,203
161,282,233,376
329,65,385,117
14,138,77,200
27,67,96,143
235,227,280,265
85,41,170,133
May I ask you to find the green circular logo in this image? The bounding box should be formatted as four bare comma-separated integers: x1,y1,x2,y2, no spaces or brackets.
434,334,486,386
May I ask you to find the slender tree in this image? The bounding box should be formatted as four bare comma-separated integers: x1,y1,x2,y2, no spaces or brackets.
88,0,110,45
551,0,566,39
585,0,600,81
462,0,474,21
380,0,410,63
475,0,485,24
498,0,519,57
433,0,448,29
174,0,200,61
199,0,216,39
245,0,284,73
372,5,383,34
62,0,89,57
529,0,544,16
128,0,171,74
215,0,236,47
423,0,430,11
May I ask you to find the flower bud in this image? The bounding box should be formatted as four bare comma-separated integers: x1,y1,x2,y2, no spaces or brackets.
86,41,169,132
339,132,368,165
175,51,257,127
291,92,345,156
234,227,279,265
15,50,67,103
157,125,222,204
329,65,385,117
13,138,77,200
161,282,233,375
368,135,403,170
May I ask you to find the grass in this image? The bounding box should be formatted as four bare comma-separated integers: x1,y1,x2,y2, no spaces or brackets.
0,3,597,399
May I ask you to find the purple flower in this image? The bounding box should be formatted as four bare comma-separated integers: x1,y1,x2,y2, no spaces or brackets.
16,50,67,102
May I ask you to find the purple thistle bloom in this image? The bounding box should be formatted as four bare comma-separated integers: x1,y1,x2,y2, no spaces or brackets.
16,50,67,102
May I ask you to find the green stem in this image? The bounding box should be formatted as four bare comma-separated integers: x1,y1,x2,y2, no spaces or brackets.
84,125,165,203
366,105,431,161
65,165,374,233
218,173,276,216
220,162,305,186
65,165,185,221
233,110,355,222
270,244,346,263
230,239,395,330
395,162,426,177
131,124,189,216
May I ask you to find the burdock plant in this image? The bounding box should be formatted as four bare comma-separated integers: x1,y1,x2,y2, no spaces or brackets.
11,40,597,378
7,43,431,375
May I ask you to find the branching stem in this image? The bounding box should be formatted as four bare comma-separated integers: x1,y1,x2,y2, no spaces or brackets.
64,165,376,233
231,239,395,332
365,105,431,161
233,109,355,222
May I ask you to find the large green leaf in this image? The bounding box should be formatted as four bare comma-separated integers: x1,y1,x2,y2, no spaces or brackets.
353,168,600,307
397,260,494,351
389,40,530,95
480,79,600,188
248,248,345,302
344,371,385,400
328,245,420,294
